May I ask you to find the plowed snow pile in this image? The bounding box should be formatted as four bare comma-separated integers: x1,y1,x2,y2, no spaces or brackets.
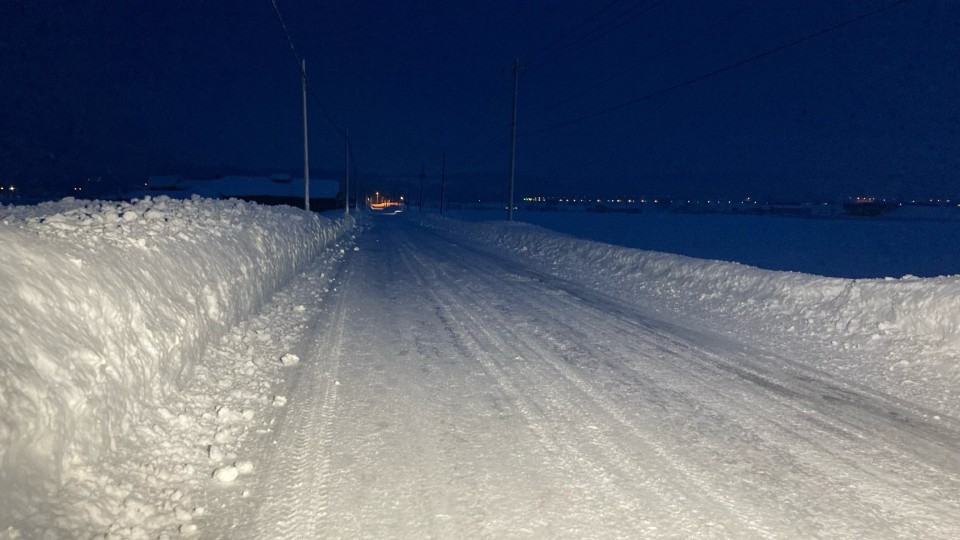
422,215,960,416
0,196,353,533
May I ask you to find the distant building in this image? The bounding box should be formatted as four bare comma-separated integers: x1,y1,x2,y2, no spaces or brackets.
135,175,341,211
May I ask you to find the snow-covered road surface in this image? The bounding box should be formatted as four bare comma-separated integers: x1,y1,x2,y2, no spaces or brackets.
202,216,960,539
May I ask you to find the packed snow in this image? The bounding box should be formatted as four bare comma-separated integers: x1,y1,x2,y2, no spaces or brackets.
1,199,958,538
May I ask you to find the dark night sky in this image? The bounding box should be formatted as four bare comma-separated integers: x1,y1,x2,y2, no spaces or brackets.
1,0,957,201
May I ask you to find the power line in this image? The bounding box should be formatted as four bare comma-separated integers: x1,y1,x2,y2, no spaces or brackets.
531,0,671,69
267,0,302,71
524,0,911,136
266,0,347,139
525,0,627,63
530,0,764,118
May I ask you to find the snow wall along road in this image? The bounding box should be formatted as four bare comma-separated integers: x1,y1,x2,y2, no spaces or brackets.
0,196,354,512
421,215,960,416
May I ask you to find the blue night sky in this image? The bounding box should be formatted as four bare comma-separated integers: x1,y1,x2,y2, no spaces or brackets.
1,0,957,201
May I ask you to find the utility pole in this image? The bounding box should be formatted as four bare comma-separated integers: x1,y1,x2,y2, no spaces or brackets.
439,152,446,215
354,165,361,212
343,130,350,215
301,59,310,211
506,58,526,221
419,162,425,212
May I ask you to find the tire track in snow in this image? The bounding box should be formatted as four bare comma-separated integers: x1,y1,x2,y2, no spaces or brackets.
247,259,352,539
414,223,960,538
500,270,960,537
397,233,768,538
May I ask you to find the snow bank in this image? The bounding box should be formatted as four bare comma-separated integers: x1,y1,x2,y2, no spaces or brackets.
421,215,960,406
454,209,960,279
0,196,352,517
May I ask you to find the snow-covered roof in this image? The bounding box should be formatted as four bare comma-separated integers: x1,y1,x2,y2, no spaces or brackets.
147,175,340,199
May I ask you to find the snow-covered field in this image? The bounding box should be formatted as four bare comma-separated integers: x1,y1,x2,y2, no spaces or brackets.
448,208,960,278
2,199,959,538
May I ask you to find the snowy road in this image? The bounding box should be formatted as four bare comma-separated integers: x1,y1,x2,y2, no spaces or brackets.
204,216,960,539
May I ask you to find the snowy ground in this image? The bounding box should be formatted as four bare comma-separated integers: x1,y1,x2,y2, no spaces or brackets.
448,207,960,278
2,201,959,538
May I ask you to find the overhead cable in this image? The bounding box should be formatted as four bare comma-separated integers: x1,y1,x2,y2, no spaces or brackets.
531,0,765,118
531,0,671,69
525,0,627,63
266,0,347,139
524,0,911,136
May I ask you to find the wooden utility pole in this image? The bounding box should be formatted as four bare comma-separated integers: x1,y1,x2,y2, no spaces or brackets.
354,166,361,212
439,152,446,215
344,129,350,215
507,58,525,221
301,59,310,211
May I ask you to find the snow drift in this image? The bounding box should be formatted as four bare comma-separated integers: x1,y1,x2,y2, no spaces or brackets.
421,215,960,410
0,196,352,516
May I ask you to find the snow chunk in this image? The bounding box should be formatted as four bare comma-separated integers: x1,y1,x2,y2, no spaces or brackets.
207,445,224,462
216,406,244,423
213,465,239,483
235,460,255,475
280,353,300,366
